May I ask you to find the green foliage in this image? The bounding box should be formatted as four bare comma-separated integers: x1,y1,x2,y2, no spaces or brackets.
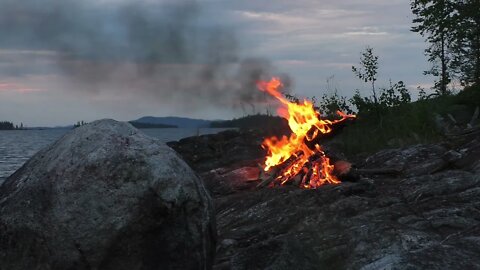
348,82,412,115
285,91,353,118
411,0,454,95
450,0,480,86
335,84,480,155
411,0,480,90
318,92,354,117
352,47,379,105
350,90,377,114
350,47,412,114
417,86,428,100
378,80,412,107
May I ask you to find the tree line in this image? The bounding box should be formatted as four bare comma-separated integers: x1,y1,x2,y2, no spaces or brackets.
308,0,480,117
411,0,480,93
0,121,24,130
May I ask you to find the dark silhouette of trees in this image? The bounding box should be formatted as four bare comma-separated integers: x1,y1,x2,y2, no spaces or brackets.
350,47,411,115
352,47,379,105
411,0,480,90
74,121,87,128
450,0,480,86
0,121,15,130
411,0,455,95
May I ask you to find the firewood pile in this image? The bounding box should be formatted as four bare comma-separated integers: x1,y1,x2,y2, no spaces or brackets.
255,158,402,189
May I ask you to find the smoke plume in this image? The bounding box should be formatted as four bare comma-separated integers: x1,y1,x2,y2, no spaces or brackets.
0,0,291,113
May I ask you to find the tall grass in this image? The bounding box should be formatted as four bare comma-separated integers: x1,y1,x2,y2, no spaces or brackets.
334,85,480,155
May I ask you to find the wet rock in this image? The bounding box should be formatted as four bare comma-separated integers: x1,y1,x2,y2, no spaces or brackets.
0,119,215,270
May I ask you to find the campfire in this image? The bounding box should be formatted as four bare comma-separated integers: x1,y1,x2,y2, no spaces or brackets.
257,77,356,189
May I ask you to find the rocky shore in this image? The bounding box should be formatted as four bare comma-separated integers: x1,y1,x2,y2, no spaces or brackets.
169,129,480,269
1,120,479,269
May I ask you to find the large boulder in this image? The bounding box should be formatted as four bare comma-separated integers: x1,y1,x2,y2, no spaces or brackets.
0,119,215,270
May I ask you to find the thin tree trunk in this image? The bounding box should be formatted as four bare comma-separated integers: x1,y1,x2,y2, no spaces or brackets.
475,18,480,85
475,0,480,85
372,80,381,118
440,27,448,94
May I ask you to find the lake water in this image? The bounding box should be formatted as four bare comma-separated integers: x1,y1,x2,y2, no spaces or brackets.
0,127,232,184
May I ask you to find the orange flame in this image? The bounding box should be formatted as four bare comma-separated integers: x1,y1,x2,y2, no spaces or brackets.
257,77,356,189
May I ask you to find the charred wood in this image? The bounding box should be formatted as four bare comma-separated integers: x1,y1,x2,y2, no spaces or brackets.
304,118,356,150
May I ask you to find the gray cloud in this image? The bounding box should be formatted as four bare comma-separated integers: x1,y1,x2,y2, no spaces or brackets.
0,0,288,111
0,0,201,61
0,0,433,126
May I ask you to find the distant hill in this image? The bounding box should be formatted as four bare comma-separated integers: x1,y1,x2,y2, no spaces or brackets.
128,121,177,129
133,116,213,128
210,114,289,131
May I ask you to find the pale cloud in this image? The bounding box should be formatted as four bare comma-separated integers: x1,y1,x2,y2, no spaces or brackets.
0,0,433,126
342,26,389,36
0,49,58,57
0,82,43,93
408,83,434,90
224,0,430,100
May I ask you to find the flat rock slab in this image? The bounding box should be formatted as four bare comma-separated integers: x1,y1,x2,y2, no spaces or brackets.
171,130,480,270
213,171,480,270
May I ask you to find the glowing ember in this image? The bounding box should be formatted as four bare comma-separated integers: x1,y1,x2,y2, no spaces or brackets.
257,77,356,189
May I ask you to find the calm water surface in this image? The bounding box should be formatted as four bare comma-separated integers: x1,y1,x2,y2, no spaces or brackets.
0,128,232,184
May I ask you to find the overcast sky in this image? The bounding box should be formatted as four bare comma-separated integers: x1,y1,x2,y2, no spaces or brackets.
0,0,432,126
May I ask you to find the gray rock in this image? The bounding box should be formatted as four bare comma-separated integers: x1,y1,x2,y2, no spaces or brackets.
171,131,480,270
363,144,449,175
0,119,215,270
209,170,480,270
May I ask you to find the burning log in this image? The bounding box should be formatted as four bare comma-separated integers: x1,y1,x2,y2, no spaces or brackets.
256,77,356,189
304,117,356,150
256,152,304,188
255,159,403,189
256,167,278,188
